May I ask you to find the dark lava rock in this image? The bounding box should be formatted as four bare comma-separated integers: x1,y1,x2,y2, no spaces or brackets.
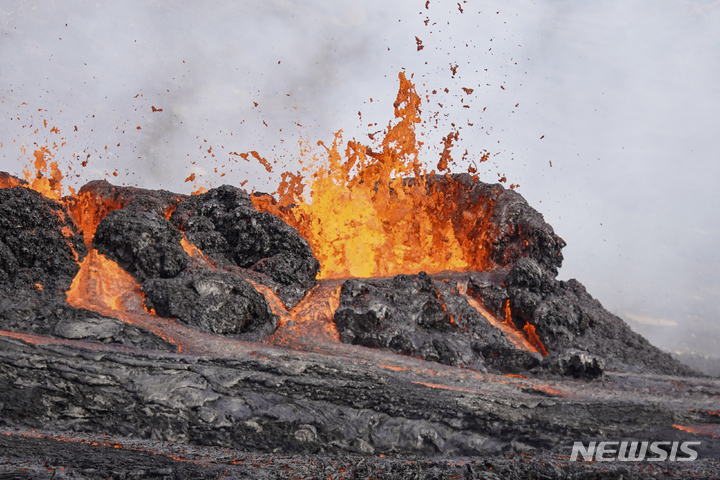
498,258,696,376
66,179,186,222
0,299,176,352
93,209,191,281
170,185,319,308
480,344,542,375
426,174,566,276
0,186,86,292
330,174,694,377
71,181,280,340
1,336,718,463
0,183,175,352
2,433,720,480
544,349,605,379
143,267,278,338
333,272,539,371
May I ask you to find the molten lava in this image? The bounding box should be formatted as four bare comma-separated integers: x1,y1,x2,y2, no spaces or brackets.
66,250,151,315
22,147,64,201
65,190,125,248
0,174,23,189
253,72,487,279
458,282,547,356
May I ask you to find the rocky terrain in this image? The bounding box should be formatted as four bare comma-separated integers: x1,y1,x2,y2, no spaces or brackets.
0,172,718,479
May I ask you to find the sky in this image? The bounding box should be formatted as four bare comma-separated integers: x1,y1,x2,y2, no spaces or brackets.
1,0,719,358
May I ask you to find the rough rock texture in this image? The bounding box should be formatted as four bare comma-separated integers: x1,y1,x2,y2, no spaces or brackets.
0,336,718,475
3,432,720,480
334,272,537,372
82,183,280,339
0,181,176,352
1,173,718,477
544,349,605,379
425,174,566,275
499,258,695,376
334,266,694,376
170,185,320,308
143,267,278,338
66,179,187,225
0,186,86,291
94,209,191,281
332,176,694,377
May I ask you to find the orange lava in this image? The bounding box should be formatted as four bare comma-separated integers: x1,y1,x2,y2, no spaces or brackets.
65,190,125,248
263,280,343,347
22,147,64,201
245,280,293,322
458,282,547,356
0,431,205,466
523,322,549,357
505,300,549,357
672,425,720,438
253,72,489,280
65,250,181,350
180,235,212,264
531,385,565,397
411,381,486,395
380,364,410,371
0,175,23,189
0,329,78,346
66,250,150,314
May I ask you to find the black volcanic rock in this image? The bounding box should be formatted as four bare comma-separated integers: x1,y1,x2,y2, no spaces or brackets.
498,257,695,376
0,183,176,352
333,272,538,371
66,181,282,340
1,174,719,477
0,336,718,466
93,209,191,281
544,349,605,379
0,186,86,292
143,267,278,338
426,174,566,275
170,185,319,308
330,176,694,377
66,179,187,221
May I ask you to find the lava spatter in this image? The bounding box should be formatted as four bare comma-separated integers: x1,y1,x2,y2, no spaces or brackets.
253,72,481,280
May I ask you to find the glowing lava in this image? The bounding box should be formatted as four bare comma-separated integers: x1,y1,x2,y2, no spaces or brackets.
458,281,547,356
253,72,488,280
673,425,720,438
253,279,343,347
22,147,64,201
66,250,152,315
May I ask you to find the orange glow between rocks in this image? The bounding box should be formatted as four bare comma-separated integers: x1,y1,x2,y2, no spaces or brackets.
458,282,547,356
66,250,153,315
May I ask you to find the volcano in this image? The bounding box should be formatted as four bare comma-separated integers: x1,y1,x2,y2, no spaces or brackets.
1,169,719,478
0,76,719,479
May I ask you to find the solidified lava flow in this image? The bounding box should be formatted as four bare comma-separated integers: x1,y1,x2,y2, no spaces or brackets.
2,72,720,479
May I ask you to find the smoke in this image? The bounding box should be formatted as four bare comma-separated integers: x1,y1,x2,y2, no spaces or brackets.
1,0,719,358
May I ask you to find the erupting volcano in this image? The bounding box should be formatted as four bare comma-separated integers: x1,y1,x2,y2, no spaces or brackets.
0,73,718,479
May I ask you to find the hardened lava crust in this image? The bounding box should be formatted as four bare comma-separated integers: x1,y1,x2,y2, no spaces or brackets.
0,172,717,479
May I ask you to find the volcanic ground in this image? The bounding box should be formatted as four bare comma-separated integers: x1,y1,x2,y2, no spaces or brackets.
0,171,718,479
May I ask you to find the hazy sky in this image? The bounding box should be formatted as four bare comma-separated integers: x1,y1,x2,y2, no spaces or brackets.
1,0,719,356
